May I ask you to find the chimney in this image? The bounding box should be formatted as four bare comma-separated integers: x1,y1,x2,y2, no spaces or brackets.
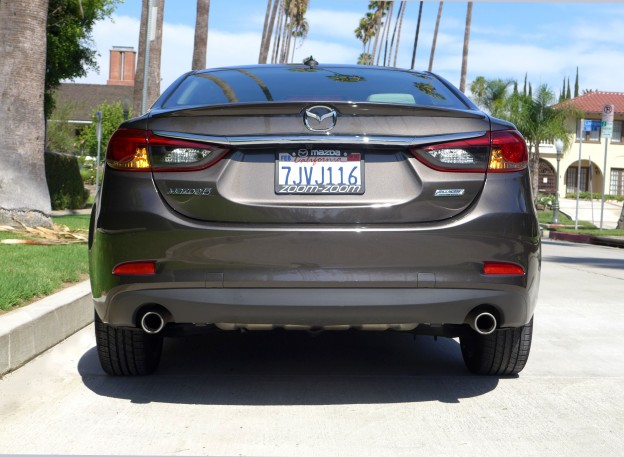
107,46,136,86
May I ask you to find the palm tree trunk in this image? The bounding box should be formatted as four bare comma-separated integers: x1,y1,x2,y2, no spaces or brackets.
192,0,210,70
272,0,284,64
0,0,52,227
459,1,473,93
382,2,394,66
428,1,444,72
260,0,279,64
410,1,423,69
259,0,273,63
133,0,165,115
370,2,385,66
392,2,406,67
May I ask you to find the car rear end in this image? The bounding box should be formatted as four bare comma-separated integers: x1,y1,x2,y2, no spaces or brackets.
89,65,540,376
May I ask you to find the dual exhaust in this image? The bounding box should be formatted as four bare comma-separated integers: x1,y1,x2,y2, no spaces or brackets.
139,307,498,336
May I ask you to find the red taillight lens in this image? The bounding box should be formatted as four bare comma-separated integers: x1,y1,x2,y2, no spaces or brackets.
112,261,156,276
106,128,150,171
106,128,229,172
488,130,528,172
410,130,528,173
483,261,525,276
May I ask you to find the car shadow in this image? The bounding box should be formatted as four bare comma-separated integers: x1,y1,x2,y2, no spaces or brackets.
78,331,502,405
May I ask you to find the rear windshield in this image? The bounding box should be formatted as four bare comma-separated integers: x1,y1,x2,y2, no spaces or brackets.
160,66,469,110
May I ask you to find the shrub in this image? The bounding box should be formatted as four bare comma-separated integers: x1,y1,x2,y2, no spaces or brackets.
45,151,90,210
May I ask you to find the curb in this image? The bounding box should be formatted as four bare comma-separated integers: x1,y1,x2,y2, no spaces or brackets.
548,230,624,248
0,280,93,377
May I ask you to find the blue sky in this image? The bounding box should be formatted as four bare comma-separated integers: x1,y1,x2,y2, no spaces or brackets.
78,1,624,97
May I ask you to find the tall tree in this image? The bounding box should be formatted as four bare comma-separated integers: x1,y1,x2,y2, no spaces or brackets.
410,1,424,69
192,0,210,70
574,67,579,98
459,2,473,93
392,1,407,67
45,0,119,119
428,1,444,72
566,77,571,99
0,0,52,227
380,1,394,66
133,0,165,116
370,1,388,66
504,84,574,196
259,0,279,64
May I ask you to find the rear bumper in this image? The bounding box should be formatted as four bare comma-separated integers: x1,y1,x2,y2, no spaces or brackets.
95,286,530,329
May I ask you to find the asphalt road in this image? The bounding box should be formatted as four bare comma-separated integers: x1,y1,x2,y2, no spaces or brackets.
0,240,623,456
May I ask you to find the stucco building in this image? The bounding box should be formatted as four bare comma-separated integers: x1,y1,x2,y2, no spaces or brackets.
540,92,624,198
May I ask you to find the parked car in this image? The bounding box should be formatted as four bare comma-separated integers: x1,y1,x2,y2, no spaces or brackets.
89,62,540,376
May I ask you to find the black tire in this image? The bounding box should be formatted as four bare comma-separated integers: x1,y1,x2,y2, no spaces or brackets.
460,317,533,375
94,313,163,376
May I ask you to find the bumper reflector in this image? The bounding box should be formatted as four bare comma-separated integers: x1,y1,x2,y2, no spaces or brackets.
483,261,525,276
113,261,156,276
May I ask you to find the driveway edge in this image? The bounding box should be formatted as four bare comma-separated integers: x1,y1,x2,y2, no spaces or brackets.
0,280,92,377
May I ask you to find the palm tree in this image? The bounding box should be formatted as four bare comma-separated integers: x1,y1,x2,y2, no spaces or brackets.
410,1,424,69
133,0,165,115
392,1,407,67
192,0,210,70
505,85,573,196
380,1,393,66
428,1,444,72
459,2,473,93
370,1,388,66
0,0,52,227
259,0,279,64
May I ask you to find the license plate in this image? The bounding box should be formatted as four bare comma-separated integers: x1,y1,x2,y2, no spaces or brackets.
275,150,364,194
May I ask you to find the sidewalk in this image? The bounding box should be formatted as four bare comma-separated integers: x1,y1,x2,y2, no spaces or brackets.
558,197,622,229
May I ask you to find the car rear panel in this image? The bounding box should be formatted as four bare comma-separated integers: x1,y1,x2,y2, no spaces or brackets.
148,102,491,224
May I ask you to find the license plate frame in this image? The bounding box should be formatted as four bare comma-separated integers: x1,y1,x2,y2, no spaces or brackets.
275,150,365,195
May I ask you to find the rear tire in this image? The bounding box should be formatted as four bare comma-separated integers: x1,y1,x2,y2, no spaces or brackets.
460,317,533,375
94,313,163,376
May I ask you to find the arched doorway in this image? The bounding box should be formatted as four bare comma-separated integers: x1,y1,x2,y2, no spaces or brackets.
538,159,556,194
565,160,603,196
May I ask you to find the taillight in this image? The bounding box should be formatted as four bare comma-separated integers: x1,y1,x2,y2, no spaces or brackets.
411,134,490,172
410,130,528,173
488,130,528,172
149,133,228,171
106,128,228,171
483,261,525,276
106,128,150,170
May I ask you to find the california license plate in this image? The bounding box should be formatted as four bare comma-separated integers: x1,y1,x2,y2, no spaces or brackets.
275,150,364,194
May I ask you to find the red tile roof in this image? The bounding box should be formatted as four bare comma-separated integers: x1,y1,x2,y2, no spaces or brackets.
556,91,624,114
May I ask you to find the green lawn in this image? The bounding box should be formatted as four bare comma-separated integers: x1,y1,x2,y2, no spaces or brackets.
0,215,90,312
537,211,624,236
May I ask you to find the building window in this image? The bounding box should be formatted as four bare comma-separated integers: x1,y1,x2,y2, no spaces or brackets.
611,120,622,144
566,166,590,194
576,119,601,142
610,168,624,196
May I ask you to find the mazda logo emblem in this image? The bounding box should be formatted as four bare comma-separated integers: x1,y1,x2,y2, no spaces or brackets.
303,106,337,132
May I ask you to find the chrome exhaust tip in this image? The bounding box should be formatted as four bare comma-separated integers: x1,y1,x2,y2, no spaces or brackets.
466,311,497,335
140,311,167,334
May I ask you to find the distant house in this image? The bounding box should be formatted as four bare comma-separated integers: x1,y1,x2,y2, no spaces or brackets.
542,92,624,197
51,46,136,126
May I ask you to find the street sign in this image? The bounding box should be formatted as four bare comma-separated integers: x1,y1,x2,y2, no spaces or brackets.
601,104,614,139
584,119,601,131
